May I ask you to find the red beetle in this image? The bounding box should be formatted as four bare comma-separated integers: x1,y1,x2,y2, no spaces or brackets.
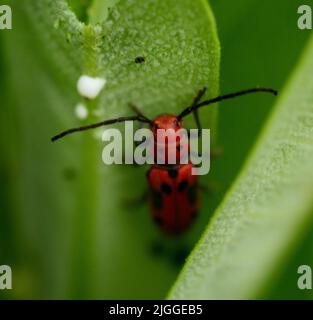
52,87,277,235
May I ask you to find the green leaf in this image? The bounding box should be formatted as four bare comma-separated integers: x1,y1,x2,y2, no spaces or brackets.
168,34,313,299
88,0,119,25
210,0,310,183
207,0,312,299
1,0,220,298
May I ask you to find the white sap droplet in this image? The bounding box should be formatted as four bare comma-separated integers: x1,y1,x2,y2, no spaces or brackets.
75,103,89,119
77,75,106,99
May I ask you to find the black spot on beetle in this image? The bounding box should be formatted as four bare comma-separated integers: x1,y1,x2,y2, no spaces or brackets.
191,210,198,219
151,190,163,209
153,216,164,225
178,180,188,192
161,183,172,195
168,169,178,179
188,184,198,205
135,56,145,63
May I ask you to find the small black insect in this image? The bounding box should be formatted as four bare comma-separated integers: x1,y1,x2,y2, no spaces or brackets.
135,56,145,64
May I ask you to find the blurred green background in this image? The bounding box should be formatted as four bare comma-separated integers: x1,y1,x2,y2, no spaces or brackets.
0,0,312,299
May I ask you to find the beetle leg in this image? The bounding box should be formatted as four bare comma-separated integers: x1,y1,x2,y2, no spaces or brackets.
193,109,202,137
149,240,167,257
134,121,145,147
150,241,192,267
121,121,152,166
171,245,192,266
191,87,207,137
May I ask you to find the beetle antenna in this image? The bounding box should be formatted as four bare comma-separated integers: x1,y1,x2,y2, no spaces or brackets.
177,87,278,120
51,115,151,142
128,103,153,125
